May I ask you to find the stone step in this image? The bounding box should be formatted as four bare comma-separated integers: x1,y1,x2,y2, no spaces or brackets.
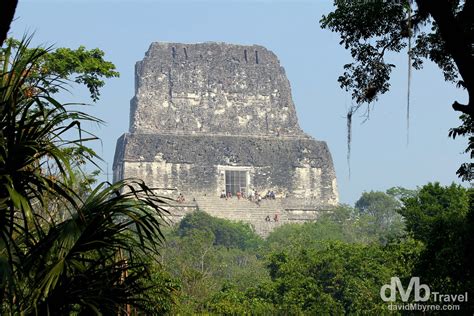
162,195,317,237
192,196,287,237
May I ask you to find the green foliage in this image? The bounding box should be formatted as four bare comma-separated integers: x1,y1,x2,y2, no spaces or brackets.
205,286,276,315
355,191,405,244
0,36,100,266
150,184,473,314
211,240,420,315
321,1,474,181
202,236,424,315
20,181,169,314
178,211,263,250
320,0,470,107
267,198,405,250
321,1,407,104
0,37,170,314
399,182,474,309
386,185,418,201
2,38,119,101
449,114,474,181
400,183,469,242
265,207,353,253
161,215,269,313
136,258,181,315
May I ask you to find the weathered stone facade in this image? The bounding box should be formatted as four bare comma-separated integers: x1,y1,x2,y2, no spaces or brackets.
113,42,338,236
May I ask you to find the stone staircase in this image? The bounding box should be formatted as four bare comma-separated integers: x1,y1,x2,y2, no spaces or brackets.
162,195,326,237
194,196,287,237
162,202,197,225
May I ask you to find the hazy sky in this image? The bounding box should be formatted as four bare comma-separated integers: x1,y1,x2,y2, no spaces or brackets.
11,0,468,204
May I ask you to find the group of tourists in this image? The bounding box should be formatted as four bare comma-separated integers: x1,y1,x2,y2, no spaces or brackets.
265,214,279,222
217,188,280,223
249,189,277,205
220,189,247,200
265,190,276,199
220,189,278,203
220,190,244,199
248,189,261,203
176,193,185,203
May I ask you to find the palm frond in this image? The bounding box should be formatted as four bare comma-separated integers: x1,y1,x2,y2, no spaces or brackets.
21,180,169,314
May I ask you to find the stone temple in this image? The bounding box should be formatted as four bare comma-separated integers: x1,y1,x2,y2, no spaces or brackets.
113,42,338,236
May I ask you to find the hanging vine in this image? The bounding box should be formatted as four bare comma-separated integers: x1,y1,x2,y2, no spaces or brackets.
406,1,412,146
347,109,353,179
322,0,474,181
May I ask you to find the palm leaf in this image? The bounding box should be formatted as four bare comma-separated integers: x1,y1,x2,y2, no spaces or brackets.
21,180,169,314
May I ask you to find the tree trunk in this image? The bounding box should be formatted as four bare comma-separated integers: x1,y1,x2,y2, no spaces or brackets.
0,0,18,46
416,0,474,116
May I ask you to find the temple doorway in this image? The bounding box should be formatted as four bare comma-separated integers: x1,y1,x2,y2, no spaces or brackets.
225,170,248,196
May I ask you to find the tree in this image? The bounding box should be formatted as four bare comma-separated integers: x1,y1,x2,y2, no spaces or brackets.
4,38,119,101
178,211,263,250
0,0,17,46
265,206,354,253
0,37,171,314
205,285,276,315
251,241,420,314
399,182,474,311
266,200,405,249
355,191,405,244
386,186,418,201
161,213,268,313
320,1,474,180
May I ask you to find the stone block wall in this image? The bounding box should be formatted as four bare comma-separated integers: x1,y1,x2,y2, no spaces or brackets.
113,133,338,205
113,42,339,234
129,42,301,136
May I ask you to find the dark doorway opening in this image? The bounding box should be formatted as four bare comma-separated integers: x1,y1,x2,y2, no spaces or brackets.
225,170,247,195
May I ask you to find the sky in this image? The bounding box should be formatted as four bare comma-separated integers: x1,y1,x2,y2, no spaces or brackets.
10,0,468,204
